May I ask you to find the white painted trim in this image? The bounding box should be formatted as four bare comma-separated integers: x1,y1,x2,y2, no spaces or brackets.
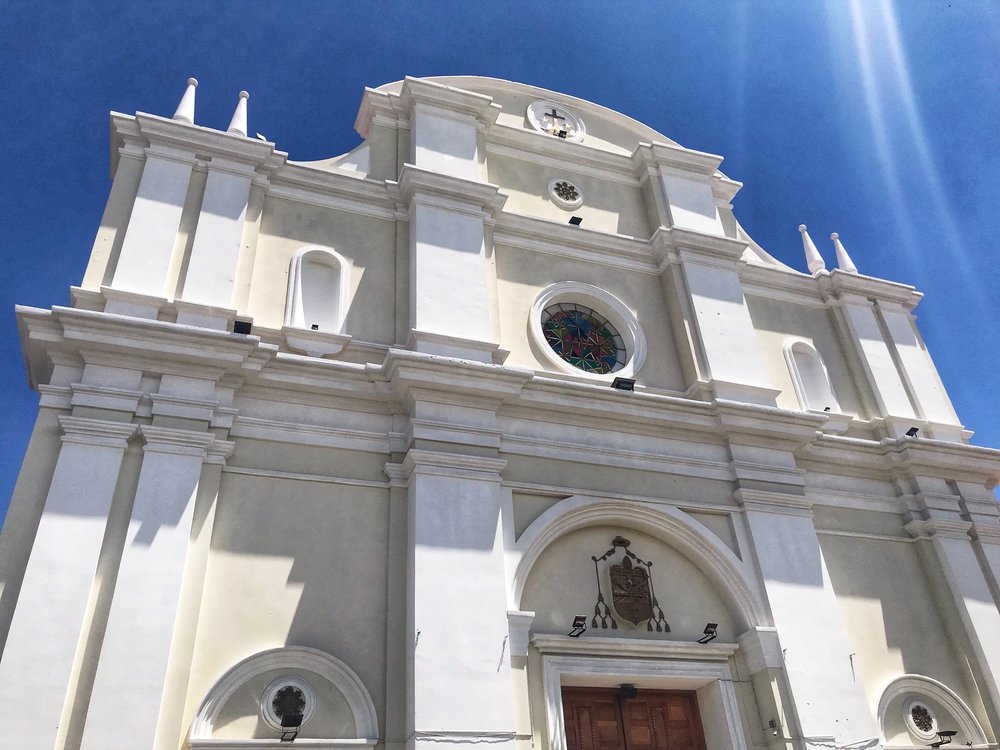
510,495,769,629
260,675,317,731
547,178,584,209
189,646,379,741
189,741,377,750
535,641,748,750
877,674,988,745
526,99,586,142
528,282,647,382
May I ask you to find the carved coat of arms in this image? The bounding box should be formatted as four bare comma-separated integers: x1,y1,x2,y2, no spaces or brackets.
590,536,670,632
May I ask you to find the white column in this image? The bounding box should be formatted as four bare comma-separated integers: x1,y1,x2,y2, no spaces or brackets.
179,158,254,311
111,145,196,299
738,492,879,745
405,450,515,750
80,426,230,750
0,417,136,750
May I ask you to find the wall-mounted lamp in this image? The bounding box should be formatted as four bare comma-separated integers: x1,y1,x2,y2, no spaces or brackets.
697,623,718,644
906,427,920,437
930,731,957,748
280,713,303,742
233,319,253,335
568,216,583,226
568,615,587,638
768,719,781,737
619,683,638,700
611,377,635,391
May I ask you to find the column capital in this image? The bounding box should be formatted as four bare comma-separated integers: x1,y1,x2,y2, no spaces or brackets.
905,519,974,541
391,163,508,223
401,449,507,482
138,424,233,462
58,415,137,448
733,488,813,518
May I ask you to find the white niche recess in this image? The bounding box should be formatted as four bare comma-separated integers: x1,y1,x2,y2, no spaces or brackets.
283,245,352,357
783,339,840,413
528,281,646,382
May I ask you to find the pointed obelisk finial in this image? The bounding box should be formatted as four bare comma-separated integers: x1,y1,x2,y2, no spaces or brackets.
172,78,198,124
831,232,858,274
227,90,249,137
799,224,826,274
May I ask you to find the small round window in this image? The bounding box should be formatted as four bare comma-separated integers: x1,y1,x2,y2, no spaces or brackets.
541,303,626,374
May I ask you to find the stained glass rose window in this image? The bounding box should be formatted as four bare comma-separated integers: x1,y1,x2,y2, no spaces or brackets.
541,303,626,374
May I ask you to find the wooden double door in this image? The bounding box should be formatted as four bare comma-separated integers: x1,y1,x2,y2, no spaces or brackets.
562,687,706,750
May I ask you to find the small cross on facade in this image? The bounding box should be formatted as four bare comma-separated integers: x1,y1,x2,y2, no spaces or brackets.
545,107,565,124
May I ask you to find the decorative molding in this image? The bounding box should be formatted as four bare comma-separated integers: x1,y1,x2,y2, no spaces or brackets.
392,163,507,222
223,465,389,490
189,646,378,742
401,449,507,481
58,416,137,448
876,674,987,746
511,495,768,629
528,281,647,382
538,650,747,750
531,634,738,660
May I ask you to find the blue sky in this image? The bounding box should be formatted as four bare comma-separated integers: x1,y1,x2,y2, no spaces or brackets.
2,1,999,515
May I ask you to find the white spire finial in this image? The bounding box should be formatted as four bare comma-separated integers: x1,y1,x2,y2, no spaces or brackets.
227,90,249,137
172,78,198,124
799,224,826,274
831,232,858,274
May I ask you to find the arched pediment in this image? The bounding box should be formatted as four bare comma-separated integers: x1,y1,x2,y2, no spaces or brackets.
511,496,770,634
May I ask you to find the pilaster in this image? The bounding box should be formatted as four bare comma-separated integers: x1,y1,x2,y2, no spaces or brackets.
654,227,781,406
736,489,879,745
80,425,233,750
0,417,137,750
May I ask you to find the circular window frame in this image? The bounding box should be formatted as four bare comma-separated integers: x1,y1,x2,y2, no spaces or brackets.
260,675,316,732
548,178,584,209
526,100,586,142
904,698,938,741
529,282,646,382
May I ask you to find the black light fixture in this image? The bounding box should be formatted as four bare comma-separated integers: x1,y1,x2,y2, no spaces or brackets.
568,216,583,226
823,406,831,412
568,615,587,638
906,426,920,437
233,319,253,335
611,377,635,392
310,323,319,330
930,731,957,748
619,683,638,700
280,713,304,742
768,719,781,737
697,623,718,644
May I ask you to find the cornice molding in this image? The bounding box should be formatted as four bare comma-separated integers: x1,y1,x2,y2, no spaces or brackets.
733,488,813,517
530,633,738,659
390,163,507,222
652,225,750,270
58,416,137,448
399,76,501,129
904,519,973,541
401,448,507,480
493,212,656,273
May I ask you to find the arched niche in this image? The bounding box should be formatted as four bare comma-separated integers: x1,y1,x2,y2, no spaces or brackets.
783,338,840,413
877,674,987,748
511,496,769,634
282,246,353,357
189,646,378,748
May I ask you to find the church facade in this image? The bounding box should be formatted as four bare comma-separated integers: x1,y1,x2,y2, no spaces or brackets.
2,75,999,750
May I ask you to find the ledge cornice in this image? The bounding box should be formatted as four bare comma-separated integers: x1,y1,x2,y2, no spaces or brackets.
530,634,738,660
399,76,502,129
390,163,508,221
110,111,286,177
58,416,137,448
652,225,750,269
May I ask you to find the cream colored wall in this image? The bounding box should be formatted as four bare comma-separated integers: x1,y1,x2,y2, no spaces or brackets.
819,533,980,720
494,245,686,391
488,157,651,238
248,197,397,341
184,470,391,740
522,525,740,643
744,294,867,416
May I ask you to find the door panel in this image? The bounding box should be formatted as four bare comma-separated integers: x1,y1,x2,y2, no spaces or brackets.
562,688,705,750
